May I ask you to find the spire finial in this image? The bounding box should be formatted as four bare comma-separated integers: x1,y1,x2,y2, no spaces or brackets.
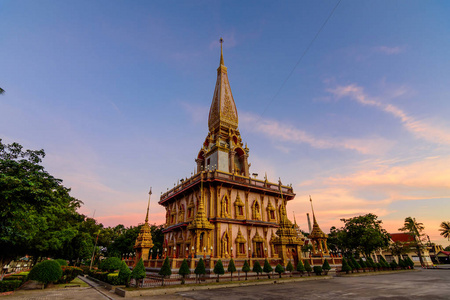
220,37,224,66
293,211,297,225
145,187,152,223
309,195,317,224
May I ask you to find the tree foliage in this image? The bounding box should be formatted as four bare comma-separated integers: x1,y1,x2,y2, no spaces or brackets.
275,264,284,278
332,214,390,256
399,217,426,265
296,260,306,274
439,221,450,241
286,261,294,275
159,257,172,277
100,257,122,272
263,259,273,278
28,260,63,287
228,258,236,280
213,259,225,282
242,260,250,280
322,259,331,271
252,261,262,279
178,259,190,284
341,258,351,274
304,260,312,274
118,261,131,286
131,258,146,287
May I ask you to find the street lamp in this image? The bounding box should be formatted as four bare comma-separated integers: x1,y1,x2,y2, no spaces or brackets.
248,247,251,258
191,245,195,259
173,246,177,258
203,247,206,259
186,247,189,259
150,249,153,260
210,245,214,258
231,246,233,258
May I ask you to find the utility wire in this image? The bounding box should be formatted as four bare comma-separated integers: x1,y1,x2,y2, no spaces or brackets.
258,0,342,120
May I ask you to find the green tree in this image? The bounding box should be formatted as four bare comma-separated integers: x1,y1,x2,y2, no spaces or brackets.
118,261,131,286
194,258,206,283
358,258,366,271
322,259,331,274
350,257,361,272
334,214,391,257
313,265,322,276
252,261,262,279
100,257,122,272
159,257,172,286
0,140,82,273
0,87,4,94
399,217,426,266
275,264,284,278
297,260,306,276
131,258,146,287
286,261,294,277
178,259,190,284
304,260,312,276
213,259,225,282
341,258,351,274
390,260,398,270
439,221,450,241
242,260,250,280
263,259,273,278
28,260,63,288
389,241,409,263
228,258,236,281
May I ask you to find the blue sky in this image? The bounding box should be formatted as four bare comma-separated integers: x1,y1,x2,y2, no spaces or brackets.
1,0,449,246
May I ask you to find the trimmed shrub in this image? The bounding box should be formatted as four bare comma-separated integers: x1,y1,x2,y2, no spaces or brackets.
131,258,146,287
178,259,190,284
242,260,250,280
406,257,415,268
55,259,68,266
118,261,132,286
80,266,90,274
275,264,284,278
347,257,355,271
263,259,273,278
350,257,361,272
304,260,312,276
398,258,406,269
252,261,263,279
107,273,121,285
359,258,366,269
228,258,237,281
3,274,28,284
28,260,63,288
57,266,83,283
213,259,225,282
194,258,206,282
322,259,331,274
297,260,306,276
0,280,22,292
159,257,172,277
341,258,352,274
313,266,322,276
286,261,294,276
100,257,122,273
390,260,398,270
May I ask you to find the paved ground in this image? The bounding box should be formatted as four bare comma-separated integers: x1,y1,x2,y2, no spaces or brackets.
4,269,450,299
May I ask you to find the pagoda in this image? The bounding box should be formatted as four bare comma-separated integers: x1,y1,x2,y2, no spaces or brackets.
134,188,154,262
307,196,329,256
158,39,301,265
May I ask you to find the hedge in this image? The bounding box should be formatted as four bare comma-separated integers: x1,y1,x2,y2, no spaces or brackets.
0,280,22,292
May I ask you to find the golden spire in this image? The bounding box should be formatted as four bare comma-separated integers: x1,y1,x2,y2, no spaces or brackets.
145,187,152,223
308,195,327,238
310,195,317,224
188,174,214,230
293,211,297,225
220,37,224,65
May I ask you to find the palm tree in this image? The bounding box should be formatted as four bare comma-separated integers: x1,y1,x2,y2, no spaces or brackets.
439,222,450,241
399,217,425,266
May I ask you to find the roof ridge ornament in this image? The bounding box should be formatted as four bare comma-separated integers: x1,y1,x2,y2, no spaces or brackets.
220,37,224,66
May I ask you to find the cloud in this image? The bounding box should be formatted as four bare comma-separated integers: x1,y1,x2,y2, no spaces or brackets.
374,46,404,55
180,101,209,124
328,84,450,145
240,112,392,155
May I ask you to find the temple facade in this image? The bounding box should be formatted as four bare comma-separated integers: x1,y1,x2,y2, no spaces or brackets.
158,40,303,266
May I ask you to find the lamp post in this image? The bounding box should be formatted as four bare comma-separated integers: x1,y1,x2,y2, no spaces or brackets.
157,248,159,259
191,246,195,259
203,247,206,259
186,247,189,259
248,247,251,258
173,246,177,258
265,247,267,258
164,248,167,259
231,246,233,258
150,249,153,260
210,246,214,258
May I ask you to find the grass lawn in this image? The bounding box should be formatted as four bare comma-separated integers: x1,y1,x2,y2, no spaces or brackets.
52,277,89,288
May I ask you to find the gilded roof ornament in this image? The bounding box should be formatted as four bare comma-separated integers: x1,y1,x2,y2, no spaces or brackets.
308,196,328,239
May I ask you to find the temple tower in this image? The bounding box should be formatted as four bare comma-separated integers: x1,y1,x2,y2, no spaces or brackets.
134,188,154,262
307,196,329,257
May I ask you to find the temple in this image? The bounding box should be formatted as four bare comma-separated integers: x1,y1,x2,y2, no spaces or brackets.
158,39,304,267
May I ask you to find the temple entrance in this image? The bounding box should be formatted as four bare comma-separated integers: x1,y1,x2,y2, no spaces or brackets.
256,242,264,258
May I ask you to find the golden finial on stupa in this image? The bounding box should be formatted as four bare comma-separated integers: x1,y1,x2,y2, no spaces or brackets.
145,187,152,223
220,37,224,65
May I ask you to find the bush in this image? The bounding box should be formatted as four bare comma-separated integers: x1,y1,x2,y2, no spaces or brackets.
350,257,361,271
322,259,331,271
159,257,172,277
359,258,366,269
286,261,294,276
228,258,236,280
118,261,132,286
390,260,398,270
313,266,322,276
398,258,406,269
58,266,83,283
263,259,273,278
275,264,284,278
107,273,121,285
178,259,190,284
252,261,263,279
0,280,22,292
242,260,250,280
28,260,63,287
406,257,415,268
55,259,68,266
297,260,306,275
100,257,122,273
304,260,312,275
3,274,27,284
341,259,352,274
213,259,225,282
80,265,90,274
131,258,146,287
194,258,206,281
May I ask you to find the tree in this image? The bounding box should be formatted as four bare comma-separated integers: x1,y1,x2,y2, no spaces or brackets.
389,241,409,263
322,259,331,275
242,260,250,280
304,260,312,276
439,221,450,241
178,259,190,284
334,214,391,257
159,257,172,286
286,261,294,277
213,259,225,282
131,258,146,287
358,258,366,271
194,258,206,283
252,261,262,279
228,258,236,281
341,258,351,274
100,257,122,272
118,261,131,286
296,260,306,276
399,217,426,266
263,259,273,278
275,264,284,278
28,260,63,288
0,140,82,274
0,87,4,94
350,257,361,272
445,245,450,251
